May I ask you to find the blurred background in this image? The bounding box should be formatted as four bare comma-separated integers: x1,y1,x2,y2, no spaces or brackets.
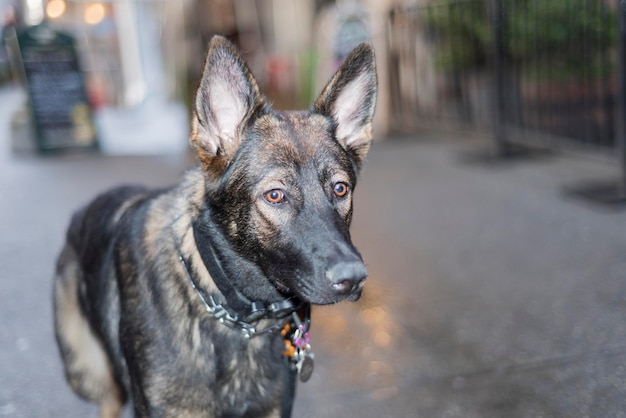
1,0,626,417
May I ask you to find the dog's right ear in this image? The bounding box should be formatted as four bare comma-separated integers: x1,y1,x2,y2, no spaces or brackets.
190,36,266,177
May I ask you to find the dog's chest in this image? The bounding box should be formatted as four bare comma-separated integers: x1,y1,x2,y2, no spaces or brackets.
211,336,286,416
152,325,286,415
188,321,287,408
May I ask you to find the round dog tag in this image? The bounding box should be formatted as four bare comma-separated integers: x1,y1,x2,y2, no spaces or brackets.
298,355,314,382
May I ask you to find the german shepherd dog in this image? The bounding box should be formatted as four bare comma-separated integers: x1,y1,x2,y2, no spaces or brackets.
53,36,377,417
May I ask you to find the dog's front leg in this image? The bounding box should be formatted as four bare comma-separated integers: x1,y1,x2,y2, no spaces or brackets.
98,393,124,418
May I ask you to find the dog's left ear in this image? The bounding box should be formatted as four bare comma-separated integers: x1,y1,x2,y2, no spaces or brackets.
313,43,378,167
191,36,266,177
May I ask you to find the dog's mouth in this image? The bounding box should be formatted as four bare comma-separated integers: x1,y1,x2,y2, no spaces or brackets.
302,283,365,305
288,262,367,305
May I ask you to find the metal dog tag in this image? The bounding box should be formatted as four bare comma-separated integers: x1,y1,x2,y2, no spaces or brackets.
297,354,314,382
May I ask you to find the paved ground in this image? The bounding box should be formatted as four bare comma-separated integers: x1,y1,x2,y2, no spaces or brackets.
1,86,626,417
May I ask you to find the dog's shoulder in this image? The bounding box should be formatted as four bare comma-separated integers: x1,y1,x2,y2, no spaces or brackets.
65,185,150,268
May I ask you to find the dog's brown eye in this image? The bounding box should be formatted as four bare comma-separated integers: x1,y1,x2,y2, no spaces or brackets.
264,189,285,204
333,182,349,198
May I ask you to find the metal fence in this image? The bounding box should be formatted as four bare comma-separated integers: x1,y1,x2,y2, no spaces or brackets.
387,0,624,154
388,1,493,128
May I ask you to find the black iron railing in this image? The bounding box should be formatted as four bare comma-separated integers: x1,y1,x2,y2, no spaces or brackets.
387,0,623,152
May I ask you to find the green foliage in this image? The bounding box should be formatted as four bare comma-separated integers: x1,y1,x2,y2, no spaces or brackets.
425,1,492,71
297,49,318,107
506,0,616,79
423,0,616,78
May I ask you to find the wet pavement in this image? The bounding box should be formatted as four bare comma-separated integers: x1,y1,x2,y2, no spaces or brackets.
1,86,626,417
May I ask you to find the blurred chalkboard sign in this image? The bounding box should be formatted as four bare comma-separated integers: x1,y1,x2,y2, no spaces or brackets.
18,24,98,152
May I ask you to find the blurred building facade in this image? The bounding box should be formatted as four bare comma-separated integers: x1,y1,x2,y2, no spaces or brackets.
3,0,399,144
2,0,625,169
184,0,396,137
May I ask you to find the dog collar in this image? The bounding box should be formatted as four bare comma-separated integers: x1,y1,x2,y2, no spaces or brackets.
192,222,260,315
178,252,302,339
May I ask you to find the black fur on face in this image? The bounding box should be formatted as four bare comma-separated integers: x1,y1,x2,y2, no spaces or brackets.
192,36,377,305
204,111,363,304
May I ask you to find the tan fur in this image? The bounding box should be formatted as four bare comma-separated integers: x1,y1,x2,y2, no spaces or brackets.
140,169,227,361
111,193,147,224
54,245,124,417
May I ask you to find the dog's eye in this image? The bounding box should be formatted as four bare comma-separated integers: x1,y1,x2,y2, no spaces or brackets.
264,189,285,204
333,182,349,198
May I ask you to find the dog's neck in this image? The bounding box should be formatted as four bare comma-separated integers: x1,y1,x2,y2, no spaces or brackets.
191,216,294,319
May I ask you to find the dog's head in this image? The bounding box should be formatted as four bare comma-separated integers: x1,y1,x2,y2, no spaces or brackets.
191,36,377,305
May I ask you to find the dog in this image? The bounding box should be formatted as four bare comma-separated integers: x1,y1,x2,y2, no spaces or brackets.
53,35,377,418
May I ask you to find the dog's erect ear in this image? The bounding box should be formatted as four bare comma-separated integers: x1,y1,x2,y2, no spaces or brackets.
313,43,377,167
191,36,265,175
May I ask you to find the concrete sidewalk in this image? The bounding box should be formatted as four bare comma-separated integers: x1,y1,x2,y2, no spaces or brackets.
1,86,626,417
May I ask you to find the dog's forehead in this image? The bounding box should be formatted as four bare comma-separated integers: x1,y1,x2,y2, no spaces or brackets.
250,112,336,160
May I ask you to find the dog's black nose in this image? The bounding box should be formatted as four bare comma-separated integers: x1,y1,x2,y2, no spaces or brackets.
326,261,367,295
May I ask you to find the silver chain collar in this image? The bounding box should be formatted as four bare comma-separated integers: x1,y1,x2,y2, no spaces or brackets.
177,254,296,339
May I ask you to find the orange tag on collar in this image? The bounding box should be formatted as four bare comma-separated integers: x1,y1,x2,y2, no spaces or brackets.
281,322,295,357
283,339,295,358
